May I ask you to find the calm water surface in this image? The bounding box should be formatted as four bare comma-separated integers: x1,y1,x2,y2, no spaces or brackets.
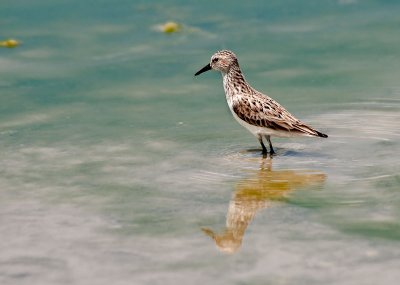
1,1,400,284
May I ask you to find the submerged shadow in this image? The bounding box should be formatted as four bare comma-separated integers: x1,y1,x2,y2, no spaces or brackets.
243,147,315,158
201,158,326,253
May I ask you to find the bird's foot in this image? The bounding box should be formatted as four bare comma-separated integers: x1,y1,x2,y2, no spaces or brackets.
269,146,276,156
261,147,268,155
261,148,275,158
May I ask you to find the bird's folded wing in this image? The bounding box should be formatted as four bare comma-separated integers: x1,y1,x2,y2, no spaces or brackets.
232,96,319,136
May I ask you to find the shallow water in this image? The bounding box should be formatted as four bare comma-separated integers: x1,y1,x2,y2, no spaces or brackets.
1,1,400,284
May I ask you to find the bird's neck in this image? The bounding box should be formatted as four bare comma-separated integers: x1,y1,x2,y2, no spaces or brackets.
222,64,253,99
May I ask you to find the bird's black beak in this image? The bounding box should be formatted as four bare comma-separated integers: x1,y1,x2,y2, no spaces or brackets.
194,63,212,76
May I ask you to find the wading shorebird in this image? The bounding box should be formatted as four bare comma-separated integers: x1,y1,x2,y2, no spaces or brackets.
194,50,327,155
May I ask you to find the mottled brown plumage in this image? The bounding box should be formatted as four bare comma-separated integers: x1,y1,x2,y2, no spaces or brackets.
195,50,327,154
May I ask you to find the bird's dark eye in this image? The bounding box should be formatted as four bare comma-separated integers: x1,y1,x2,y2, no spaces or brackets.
212,58,219,63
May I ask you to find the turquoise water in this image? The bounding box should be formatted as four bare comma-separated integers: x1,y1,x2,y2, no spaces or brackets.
1,1,400,284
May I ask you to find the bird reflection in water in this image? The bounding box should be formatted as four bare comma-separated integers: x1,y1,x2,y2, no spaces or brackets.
202,158,326,253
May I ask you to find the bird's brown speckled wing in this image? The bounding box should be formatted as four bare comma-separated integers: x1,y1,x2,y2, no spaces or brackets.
232,94,320,136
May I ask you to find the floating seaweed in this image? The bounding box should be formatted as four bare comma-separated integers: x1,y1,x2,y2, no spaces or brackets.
0,39,20,48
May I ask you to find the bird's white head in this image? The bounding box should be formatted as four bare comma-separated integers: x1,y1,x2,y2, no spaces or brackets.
195,50,238,76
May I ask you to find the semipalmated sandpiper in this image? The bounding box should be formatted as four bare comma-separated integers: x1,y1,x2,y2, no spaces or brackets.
195,50,327,155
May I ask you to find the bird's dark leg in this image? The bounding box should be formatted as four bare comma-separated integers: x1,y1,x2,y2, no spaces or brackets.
265,135,275,155
258,135,268,155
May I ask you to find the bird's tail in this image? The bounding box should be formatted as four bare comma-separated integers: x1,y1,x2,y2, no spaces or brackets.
295,123,328,138
315,130,328,138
